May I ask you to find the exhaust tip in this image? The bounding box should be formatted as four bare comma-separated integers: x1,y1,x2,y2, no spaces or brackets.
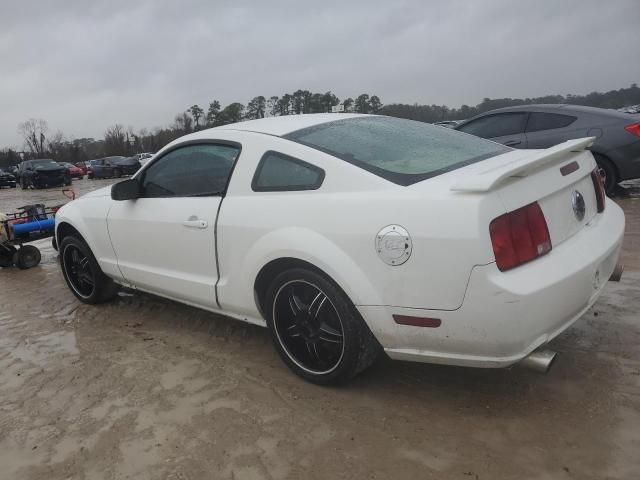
518,349,557,373
609,263,624,282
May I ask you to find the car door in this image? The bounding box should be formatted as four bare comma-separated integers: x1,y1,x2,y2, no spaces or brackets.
91,160,105,177
107,142,240,308
524,111,580,148
457,112,528,148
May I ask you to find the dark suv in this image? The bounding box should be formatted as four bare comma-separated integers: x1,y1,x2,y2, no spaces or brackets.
88,156,141,179
455,104,640,193
18,159,71,189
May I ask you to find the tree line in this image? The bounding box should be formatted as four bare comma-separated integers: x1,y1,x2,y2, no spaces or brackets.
1,84,638,167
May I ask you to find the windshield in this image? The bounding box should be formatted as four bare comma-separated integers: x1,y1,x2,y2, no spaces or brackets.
284,116,511,186
115,157,139,165
31,160,60,168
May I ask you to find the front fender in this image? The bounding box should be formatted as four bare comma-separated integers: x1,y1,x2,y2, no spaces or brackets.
55,198,122,280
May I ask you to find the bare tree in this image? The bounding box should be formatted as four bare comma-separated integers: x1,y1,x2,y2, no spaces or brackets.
18,118,49,156
104,124,127,155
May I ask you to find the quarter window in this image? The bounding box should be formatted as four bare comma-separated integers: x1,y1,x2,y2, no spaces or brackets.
457,113,528,138
525,112,577,132
252,151,324,192
141,143,240,198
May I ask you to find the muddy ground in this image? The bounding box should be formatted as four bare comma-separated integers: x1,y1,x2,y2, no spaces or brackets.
1,178,639,480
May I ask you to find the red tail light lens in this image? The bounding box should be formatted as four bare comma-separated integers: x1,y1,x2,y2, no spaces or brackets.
489,202,551,271
624,123,640,137
591,167,605,213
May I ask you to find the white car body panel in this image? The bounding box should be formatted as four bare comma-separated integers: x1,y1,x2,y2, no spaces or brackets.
55,114,625,369
107,196,221,307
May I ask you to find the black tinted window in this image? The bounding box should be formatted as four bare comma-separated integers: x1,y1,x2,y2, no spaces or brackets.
458,113,527,138
252,151,324,191
285,117,509,186
526,112,577,133
142,143,239,198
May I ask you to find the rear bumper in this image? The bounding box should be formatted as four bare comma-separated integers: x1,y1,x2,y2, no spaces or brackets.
358,200,625,368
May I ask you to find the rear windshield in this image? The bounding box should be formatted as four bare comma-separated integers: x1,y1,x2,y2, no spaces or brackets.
284,116,510,186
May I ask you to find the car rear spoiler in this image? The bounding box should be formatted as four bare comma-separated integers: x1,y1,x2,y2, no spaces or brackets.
450,137,595,192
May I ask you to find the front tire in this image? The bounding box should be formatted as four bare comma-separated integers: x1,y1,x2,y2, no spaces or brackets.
59,236,118,303
265,268,381,385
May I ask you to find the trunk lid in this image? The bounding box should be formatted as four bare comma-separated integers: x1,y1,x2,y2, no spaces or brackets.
451,138,600,247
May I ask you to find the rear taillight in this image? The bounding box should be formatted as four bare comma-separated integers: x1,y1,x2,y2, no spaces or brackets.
624,122,640,137
591,167,605,213
489,202,551,271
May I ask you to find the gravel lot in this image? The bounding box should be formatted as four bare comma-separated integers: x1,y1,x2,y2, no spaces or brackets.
1,178,639,479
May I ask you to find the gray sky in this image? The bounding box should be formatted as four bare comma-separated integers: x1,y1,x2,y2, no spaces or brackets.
1,0,638,148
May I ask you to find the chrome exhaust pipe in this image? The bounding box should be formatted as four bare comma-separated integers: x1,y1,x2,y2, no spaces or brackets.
609,263,624,282
518,349,557,373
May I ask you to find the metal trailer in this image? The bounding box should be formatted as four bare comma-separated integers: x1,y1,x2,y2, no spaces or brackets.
0,203,62,269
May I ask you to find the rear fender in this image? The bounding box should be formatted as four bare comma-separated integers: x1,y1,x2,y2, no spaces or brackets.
217,227,382,320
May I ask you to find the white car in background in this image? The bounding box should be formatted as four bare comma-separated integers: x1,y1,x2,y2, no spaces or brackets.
55,114,625,384
134,152,154,166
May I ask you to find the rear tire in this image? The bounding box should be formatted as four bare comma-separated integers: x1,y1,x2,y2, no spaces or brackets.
64,174,72,186
113,168,122,178
265,268,381,385
59,235,118,304
13,245,41,269
593,153,617,196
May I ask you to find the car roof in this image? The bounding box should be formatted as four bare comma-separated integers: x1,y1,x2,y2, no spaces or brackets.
191,113,368,138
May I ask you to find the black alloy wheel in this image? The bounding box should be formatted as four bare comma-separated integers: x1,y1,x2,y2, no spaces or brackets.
59,236,118,303
266,268,381,385
61,242,95,298
273,279,345,375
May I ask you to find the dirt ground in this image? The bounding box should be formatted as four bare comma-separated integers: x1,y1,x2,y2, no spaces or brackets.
1,178,639,480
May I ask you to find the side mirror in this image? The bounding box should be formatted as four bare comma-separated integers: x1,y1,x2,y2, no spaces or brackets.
111,179,141,201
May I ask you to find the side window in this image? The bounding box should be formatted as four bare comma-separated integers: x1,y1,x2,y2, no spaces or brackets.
458,113,527,138
141,143,240,198
252,151,324,192
525,112,577,133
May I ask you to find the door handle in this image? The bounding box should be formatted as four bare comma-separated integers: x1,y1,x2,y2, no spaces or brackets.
182,218,208,229
504,140,521,146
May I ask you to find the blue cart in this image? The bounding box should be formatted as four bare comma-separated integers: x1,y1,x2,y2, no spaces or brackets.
1,204,60,269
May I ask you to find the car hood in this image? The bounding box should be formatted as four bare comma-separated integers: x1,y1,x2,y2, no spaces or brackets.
81,185,112,199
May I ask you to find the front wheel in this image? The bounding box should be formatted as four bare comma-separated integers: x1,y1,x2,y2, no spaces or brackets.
265,268,381,385
64,174,72,186
59,236,118,303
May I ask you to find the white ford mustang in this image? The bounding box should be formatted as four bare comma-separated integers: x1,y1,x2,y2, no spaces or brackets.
55,114,625,384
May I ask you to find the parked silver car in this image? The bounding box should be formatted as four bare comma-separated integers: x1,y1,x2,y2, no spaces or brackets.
455,104,640,193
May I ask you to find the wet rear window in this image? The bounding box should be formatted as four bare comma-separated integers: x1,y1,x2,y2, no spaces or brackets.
284,116,510,186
